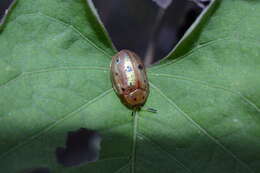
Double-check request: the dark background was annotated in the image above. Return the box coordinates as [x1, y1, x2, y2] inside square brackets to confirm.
[0, 0, 13, 20]
[0, 0, 209, 64]
[93, 0, 207, 64]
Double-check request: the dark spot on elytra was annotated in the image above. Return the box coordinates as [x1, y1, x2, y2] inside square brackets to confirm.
[122, 88, 125, 91]
[138, 64, 143, 70]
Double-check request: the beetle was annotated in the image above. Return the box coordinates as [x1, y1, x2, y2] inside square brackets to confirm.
[110, 50, 155, 113]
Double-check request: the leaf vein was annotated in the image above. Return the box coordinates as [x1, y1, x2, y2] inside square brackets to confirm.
[0, 88, 113, 160]
[90, 156, 129, 165]
[152, 37, 229, 70]
[0, 72, 23, 89]
[149, 82, 254, 173]
[0, 66, 108, 89]
[137, 132, 193, 173]
[114, 162, 130, 173]
[34, 12, 112, 57]
[149, 73, 260, 112]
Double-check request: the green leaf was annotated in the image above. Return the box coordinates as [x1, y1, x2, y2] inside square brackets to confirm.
[0, 0, 259, 173]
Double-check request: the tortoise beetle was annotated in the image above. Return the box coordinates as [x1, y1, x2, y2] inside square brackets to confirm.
[110, 50, 150, 111]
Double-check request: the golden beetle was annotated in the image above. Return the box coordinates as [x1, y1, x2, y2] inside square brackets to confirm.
[110, 50, 150, 111]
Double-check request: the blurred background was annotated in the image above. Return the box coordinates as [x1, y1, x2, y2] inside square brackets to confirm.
[0, 0, 210, 65]
[93, 0, 210, 65]
[0, 0, 13, 20]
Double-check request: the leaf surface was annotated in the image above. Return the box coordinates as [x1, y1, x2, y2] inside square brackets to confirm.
[0, 0, 259, 172]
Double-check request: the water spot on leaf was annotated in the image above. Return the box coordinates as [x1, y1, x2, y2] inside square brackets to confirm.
[56, 128, 101, 167]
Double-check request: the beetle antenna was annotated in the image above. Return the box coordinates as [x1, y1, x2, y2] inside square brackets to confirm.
[143, 107, 157, 113]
